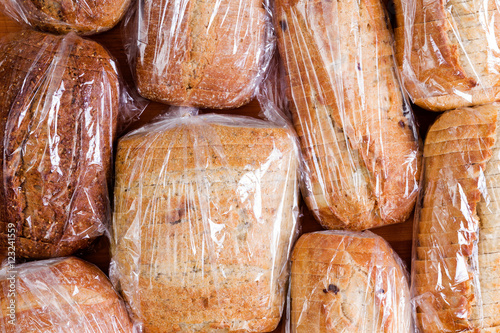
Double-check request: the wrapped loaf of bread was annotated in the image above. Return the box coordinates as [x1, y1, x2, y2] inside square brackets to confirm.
[133, 0, 273, 109]
[413, 103, 500, 332]
[274, 0, 421, 230]
[0, 0, 130, 35]
[111, 109, 299, 332]
[0, 257, 135, 332]
[0, 30, 120, 259]
[290, 231, 411, 332]
[394, 0, 500, 111]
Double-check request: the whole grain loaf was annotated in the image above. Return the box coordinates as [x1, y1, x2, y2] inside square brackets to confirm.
[0, 30, 119, 259]
[274, 0, 421, 230]
[394, 0, 500, 111]
[135, 0, 270, 108]
[111, 113, 298, 332]
[0, 257, 134, 332]
[291, 231, 411, 333]
[414, 103, 500, 332]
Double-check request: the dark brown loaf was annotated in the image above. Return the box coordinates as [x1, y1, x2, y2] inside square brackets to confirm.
[2, 0, 130, 35]
[0, 257, 134, 332]
[135, 0, 269, 108]
[274, 0, 421, 230]
[111, 114, 298, 332]
[0, 30, 119, 259]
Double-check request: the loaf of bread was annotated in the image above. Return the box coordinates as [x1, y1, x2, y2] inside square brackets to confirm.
[274, 0, 421, 230]
[0, 257, 134, 332]
[111, 111, 299, 332]
[291, 231, 411, 332]
[0, 0, 130, 34]
[394, 0, 500, 111]
[414, 103, 500, 332]
[135, 0, 270, 109]
[0, 30, 120, 259]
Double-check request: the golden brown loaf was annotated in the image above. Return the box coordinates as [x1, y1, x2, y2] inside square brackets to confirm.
[135, 0, 269, 108]
[394, 0, 500, 111]
[1, 0, 130, 34]
[0, 30, 119, 259]
[291, 231, 411, 333]
[111, 113, 298, 332]
[0, 257, 134, 332]
[274, 0, 421, 230]
[414, 103, 500, 332]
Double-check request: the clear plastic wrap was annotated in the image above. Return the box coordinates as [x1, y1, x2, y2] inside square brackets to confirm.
[110, 107, 299, 332]
[0, 257, 135, 332]
[0, 30, 143, 259]
[289, 230, 412, 332]
[412, 103, 500, 332]
[128, 0, 275, 109]
[273, 0, 421, 231]
[394, 0, 500, 111]
[0, 0, 131, 35]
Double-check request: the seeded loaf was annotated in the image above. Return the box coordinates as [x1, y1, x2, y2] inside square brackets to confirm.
[111, 113, 298, 332]
[414, 103, 500, 332]
[0, 257, 134, 332]
[0, 30, 119, 259]
[394, 0, 500, 111]
[0, 0, 130, 34]
[274, 0, 421, 230]
[290, 231, 411, 333]
[135, 0, 269, 109]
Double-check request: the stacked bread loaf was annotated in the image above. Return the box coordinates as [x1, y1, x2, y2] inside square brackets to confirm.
[0, 257, 134, 332]
[111, 112, 298, 332]
[135, 0, 269, 108]
[414, 104, 500, 331]
[394, 0, 500, 111]
[0, 0, 130, 34]
[274, 0, 421, 230]
[291, 231, 411, 332]
[0, 30, 119, 259]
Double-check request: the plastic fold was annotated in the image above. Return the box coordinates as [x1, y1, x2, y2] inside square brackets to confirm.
[289, 230, 412, 332]
[274, 0, 421, 230]
[412, 103, 500, 332]
[110, 108, 300, 332]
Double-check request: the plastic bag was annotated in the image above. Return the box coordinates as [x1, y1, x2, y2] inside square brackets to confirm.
[0, 0, 131, 35]
[127, 0, 275, 109]
[110, 107, 300, 332]
[412, 103, 500, 332]
[289, 230, 412, 332]
[0, 30, 144, 260]
[0, 257, 135, 332]
[273, 0, 421, 231]
[394, 0, 500, 111]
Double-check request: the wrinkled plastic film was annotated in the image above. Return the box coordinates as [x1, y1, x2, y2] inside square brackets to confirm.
[0, 30, 140, 259]
[0, 257, 135, 333]
[394, 0, 500, 111]
[288, 230, 412, 332]
[129, 0, 276, 108]
[273, 0, 421, 231]
[411, 103, 500, 332]
[110, 110, 300, 332]
[0, 0, 130, 35]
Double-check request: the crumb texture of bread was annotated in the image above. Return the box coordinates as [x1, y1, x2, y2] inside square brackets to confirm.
[0, 30, 120, 259]
[1, 0, 130, 34]
[413, 103, 500, 332]
[135, 0, 270, 109]
[0, 257, 135, 332]
[290, 231, 412, 333]
[394, 0, 500, 111]
[274, 0, 421, 230]
[111, 113, 299, 332]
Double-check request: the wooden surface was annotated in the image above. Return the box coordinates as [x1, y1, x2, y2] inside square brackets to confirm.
[0, 11, 440, 331]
